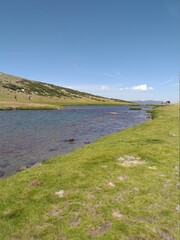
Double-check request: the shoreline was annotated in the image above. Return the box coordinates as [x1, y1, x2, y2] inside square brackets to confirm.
[0, 100, 161, 111]
[0, 103, 139, 111]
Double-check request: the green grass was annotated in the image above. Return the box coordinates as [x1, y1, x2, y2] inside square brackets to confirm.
[0, 104, 179, 239]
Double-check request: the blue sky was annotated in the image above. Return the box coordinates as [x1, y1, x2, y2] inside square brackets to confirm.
[1, 0, 179, 102]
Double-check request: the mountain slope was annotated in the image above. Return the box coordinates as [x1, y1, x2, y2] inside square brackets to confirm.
[0, 72, 131, 109]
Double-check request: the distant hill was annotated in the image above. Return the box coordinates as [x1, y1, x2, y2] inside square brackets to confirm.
[134, 100, 163, 105]
[0, 72, 132, 109]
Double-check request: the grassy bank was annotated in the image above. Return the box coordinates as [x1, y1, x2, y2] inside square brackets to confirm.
[0, 99, 134, 110]
[0, 105, 179, 239]
[0, 103, 63, 110]
[0, 101, 134, 111]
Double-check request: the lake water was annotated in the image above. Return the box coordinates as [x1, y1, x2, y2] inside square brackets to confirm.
[0, 105, 151, 177]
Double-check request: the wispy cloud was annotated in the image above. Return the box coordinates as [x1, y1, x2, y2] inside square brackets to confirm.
[166, 2, 180, 19]
[161, 79, 174, 85]
[63, 85, 95, 91]
[172, 83, 179, 87]
[63, 84, 111, 92]
[100, 85, 110, 90]
[159, 75, 178, 87]
[101, 72, 120, 78]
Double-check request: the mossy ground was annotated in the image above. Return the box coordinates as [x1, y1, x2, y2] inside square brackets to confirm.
[0, 104, 179, 239]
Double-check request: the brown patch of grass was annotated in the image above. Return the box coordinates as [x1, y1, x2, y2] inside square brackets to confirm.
[88, 221, 112, 237]
[28, 179, 42, 187]
[157, 229, 175, 240]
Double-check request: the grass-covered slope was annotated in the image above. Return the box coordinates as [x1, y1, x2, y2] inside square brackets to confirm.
[0, 104, 179, 239]
[0, 72, 131, 109]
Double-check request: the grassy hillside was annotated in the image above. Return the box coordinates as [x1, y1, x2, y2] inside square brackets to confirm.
[0, 72, 131, 109]
[0, 104, 179, 239]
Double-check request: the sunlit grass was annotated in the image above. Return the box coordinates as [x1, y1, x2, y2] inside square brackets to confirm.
[0, 104, 179, 239]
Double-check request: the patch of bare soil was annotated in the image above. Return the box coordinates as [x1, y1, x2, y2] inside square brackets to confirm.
[48, 205, 62, 217]
[127, 237, 146, 240]
[118, 175, 127, 181]
[69, 217, 81, 227]
[69, 211, 81, 227]
[157, 229, 175, 240]
[107, 182, 116, 188]
[88, 221, 112, 237]
[112, 210, 124, 219]
[113, 193, 123, 203]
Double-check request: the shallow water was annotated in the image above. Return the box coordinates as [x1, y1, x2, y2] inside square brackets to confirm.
[0, 105, 151, 177]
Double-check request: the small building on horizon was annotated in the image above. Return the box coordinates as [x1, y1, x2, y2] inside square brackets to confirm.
[161, 101, 171, 104]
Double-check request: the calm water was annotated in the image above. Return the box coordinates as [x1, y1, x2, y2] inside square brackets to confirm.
[0, 106, 151, 177]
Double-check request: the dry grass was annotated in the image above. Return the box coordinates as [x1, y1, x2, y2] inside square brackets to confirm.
[0, 72, 132, 109]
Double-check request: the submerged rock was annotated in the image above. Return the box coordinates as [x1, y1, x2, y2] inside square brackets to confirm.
[0, 171, 5, 178]
[49, 148, 58, 152]
[18, 165, 29, 172]
[129, 107, 142, 110]
[66, 138, 75, 143]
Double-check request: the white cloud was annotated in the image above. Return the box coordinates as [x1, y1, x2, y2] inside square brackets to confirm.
[118, 84, 154, 91]
[100, 85, 110, 91]
[130, 84, 153, 91]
